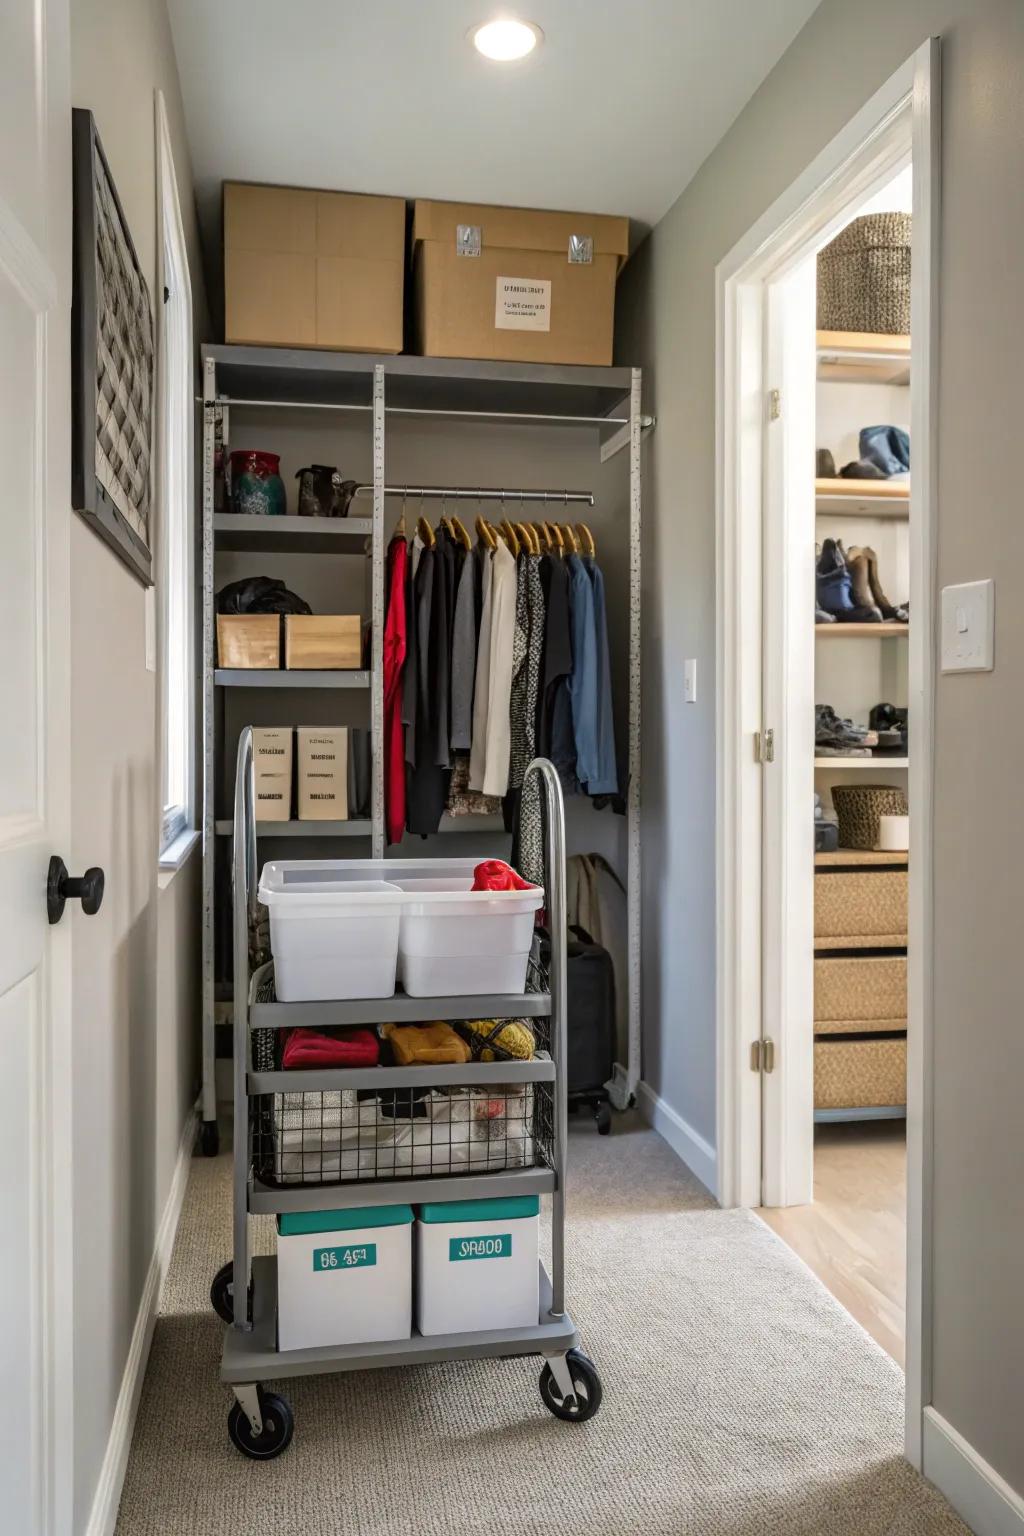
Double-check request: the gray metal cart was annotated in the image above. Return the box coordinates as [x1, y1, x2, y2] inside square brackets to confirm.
[211, 726, 602, 1457]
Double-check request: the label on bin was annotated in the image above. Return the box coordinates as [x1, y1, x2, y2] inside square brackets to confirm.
[495, 277, 551, 332]
[449, 1234, 512, 1262]
[312, 1242, 377, 1272]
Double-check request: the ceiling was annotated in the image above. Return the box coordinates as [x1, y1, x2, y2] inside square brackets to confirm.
[168, 0, 820, 281]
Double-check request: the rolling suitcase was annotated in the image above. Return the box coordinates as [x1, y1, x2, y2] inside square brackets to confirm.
[565, 926, 615, 1134]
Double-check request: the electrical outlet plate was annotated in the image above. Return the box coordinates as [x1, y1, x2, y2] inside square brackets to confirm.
[940, 579, 994, 673]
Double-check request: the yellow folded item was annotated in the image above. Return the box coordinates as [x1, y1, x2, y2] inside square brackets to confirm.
[382, 1022, 472, 1065]
[461, 1018, 535, 1062]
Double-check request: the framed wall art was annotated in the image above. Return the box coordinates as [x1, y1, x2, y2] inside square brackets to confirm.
[71, 107, 154, 585]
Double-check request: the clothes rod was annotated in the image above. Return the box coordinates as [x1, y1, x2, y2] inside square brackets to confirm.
[210, 395, 630, 427]
[351, 485, 595, 506]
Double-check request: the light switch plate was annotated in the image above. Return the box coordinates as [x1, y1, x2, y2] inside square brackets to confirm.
[684, 658, 697, 703]
[940, 579, 994, 672]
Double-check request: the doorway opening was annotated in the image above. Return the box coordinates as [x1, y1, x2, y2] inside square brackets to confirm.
[716, 42, 937, 1467]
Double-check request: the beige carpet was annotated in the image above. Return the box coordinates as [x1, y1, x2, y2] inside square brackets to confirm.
[115, 1115, 969, 1535]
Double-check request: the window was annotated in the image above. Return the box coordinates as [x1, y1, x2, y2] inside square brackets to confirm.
[156, 93, 194, 856]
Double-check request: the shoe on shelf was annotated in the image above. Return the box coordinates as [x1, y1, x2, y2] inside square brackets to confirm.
[815, 704, 879, 751]
[839, 425, 910, 479]
[816, 538, 856, 618]
[816, 604, 836, 623]
[839, 542, 884, 621]
[858, 545, 909, 622]
[816, 447, 837, 478]
[869, 702, 908, 732]
[816, 743, 872, 757]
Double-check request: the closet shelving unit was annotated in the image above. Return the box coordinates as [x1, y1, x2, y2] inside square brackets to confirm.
[814, 328, 910, 1125]
[200, 344, 646, 1155]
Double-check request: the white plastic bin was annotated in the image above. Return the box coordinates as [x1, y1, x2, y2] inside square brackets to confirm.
[277, 1205, 412, 1350]
[392, 879, 543, 996]
[258, 867, 405, 1001]
[415, 1196, 540, 1335]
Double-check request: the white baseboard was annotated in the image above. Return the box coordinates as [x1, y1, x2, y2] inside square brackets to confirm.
[636, 1080, 718, 1198]
[923, 1407, 1024, 1536]
[85, 1106, 198, 1536]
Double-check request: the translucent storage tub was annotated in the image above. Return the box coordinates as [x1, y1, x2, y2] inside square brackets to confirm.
[258, 859, 544, 1000]
[257, 870, 405, 1001]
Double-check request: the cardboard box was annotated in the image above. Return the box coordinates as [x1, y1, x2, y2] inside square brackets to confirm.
[253, 728, 292, 822]
[284, 614, 362, 670]
[216, 614, 280, 669]
[224, 182, 405, 353]
[412, 199, 629, 366]
[297, 728, 349, 820]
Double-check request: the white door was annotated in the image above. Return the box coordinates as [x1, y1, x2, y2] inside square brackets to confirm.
[0, 2, 75, 1533]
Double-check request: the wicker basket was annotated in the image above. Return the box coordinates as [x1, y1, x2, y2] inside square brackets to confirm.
[814, 955, 907, 1033]
[831, 784, 908, 851]
[814, 1036, 907, 1109]
[817, 213, 911, 335]
[814, 868, 908, 948]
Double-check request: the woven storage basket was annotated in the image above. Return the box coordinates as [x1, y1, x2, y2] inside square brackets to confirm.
[817, 213, 911, 335]
[814, 955, 907, 1033]
[814, 868, 908, 948]
[814, 1036, 907, 1109]
[831, 783, 908, 851]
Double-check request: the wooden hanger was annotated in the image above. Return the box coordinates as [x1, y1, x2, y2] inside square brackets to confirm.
[498, 520, 520, 557]
[450, 514, 472, 551]
[530, 521, 549, 553]
[515, 521, 537, 556]
[475, 515, 497, 550]
[545, 522, 564, 555]
[575, 521, 596, 557]
[560, 522, 579, 555]
[417, 514, 435, 548]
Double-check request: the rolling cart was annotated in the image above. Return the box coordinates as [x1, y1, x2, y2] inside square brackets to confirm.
[211, 726, 602, 1457]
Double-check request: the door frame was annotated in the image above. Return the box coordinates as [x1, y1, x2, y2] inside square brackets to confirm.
[714, 39, 938, 1469]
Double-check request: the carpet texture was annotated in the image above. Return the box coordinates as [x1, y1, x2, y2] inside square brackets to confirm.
[115, 1115, 969, 1535]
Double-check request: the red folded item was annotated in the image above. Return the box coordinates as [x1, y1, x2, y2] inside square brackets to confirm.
[472, 859, 536, 892]
[282, 1027, 379, 1070]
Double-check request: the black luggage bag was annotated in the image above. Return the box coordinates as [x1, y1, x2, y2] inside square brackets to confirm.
[564, 926, 616, 1134]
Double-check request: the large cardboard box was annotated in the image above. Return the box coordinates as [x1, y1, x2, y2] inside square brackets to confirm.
[224, 182, 405, 353]
[253, 728, 293, 822]
[412, 199, 629, 366]
[297, 728, 349, 820]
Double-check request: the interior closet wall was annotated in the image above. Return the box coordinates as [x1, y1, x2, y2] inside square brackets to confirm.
[69, 1, 207, 1527]
[616, 0, 1023, 1499]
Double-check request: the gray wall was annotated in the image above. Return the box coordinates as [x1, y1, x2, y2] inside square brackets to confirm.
[617, 0, 1023, 1497]
[69, 0, 206, 1527]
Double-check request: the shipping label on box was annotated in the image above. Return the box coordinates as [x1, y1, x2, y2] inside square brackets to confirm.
[298, 728, 349, 820]
[494, 276, 551, 332]
[253, 728, 293, 821]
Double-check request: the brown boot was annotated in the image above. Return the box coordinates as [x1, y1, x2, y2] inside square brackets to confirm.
[839, 543, 883, 621]
[863, 546, 909, 622]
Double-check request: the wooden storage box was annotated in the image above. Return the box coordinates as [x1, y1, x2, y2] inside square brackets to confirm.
[814, 1036, 907, 1110]
[814, 867, 907, 949]
[284, 614, 361, 670]
[252, 728, 293, 822]
[216, 614, 280, 669]
[411, 198, 629, 366]
[224, 181, 405, 353]
[814, 955, 907, 1034]
[297, 728, 349, 820]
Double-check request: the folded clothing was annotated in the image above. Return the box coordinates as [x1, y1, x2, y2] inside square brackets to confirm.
[461, 1017, 535, 1062]
[472, 859, 536, 892]
[382, 1021, 472, 1065]
[282, 1027, 379, 1070]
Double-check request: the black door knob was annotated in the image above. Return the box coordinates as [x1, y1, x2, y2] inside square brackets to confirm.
[47, 856, 105, 924]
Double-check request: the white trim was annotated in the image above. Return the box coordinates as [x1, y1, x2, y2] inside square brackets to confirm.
[157, 827, 201, 876]
[636, 1081, 717, 1198]
[714, 40, 939, 1471]
[84, 1108, 197, 1536]
[923, 1409, 1024, 1536]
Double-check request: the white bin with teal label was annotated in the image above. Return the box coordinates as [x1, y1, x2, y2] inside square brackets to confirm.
[277, 1205, 413, 1350]
[415, 1197, 539, 1335]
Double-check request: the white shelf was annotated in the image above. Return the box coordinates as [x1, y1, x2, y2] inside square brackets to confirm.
[815, 477, 909, 518]
[814, 757, 908, 770]
[816, 623, 908, 638]
[816, 330, 911, 386]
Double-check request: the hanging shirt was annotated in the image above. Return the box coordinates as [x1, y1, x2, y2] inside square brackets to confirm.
[536, 555, 572, 765]
[585, 556, 619, 796]
[481, 537, 518, 797]
[468, 546, 494, 792]
[405, 544, 451, 835]
[449, 547, 478, 752]
[566, 552, 600, 791]
[382, 534, 408, 845]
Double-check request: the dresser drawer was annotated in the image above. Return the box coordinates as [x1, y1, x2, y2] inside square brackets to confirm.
[814, 955, 907, 1034]
[814, 868, 907, 948]
[814, 1036, 907, 1110]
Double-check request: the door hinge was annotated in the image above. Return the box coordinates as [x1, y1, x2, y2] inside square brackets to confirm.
[754, 727, 775, 764]
[768, 388, 781, 421]
[750, 1038, 776, 1074]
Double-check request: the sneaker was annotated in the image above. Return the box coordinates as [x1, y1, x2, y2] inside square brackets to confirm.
[815, 704, 879, 749]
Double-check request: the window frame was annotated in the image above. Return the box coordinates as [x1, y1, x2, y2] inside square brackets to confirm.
[155, 91, 195, 857]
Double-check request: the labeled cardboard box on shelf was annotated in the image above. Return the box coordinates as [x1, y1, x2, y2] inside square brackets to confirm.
[224, 181, 405, 353]
[252, 728, 293, 822]
[411, 198, 629, 366]
[284, 614, 362, 669]
[297, 728, 349, 820]
[216, 613, 280, 669]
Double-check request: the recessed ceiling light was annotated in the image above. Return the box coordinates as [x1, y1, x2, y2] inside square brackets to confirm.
[471, 18, 543, 62]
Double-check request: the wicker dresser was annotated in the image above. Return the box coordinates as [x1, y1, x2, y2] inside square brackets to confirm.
[813, 849, 908, 1120]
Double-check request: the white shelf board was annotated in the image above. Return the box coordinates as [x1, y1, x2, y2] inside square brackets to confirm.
[814, 757, 908, 769]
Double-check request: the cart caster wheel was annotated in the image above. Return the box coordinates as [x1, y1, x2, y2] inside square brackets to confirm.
[595, 1102, 612, 1135]
[227, 1390, 293, 1460]
[210, 1262, 234, 1324]
[539, 1350, 603, 1423]
[199, 1120, 219, 1158]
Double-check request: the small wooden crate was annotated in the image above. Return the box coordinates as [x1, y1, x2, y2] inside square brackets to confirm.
[284, 614, 361, 669]
[814, 1036, 907, 1109]
[216, 614, 280, 669]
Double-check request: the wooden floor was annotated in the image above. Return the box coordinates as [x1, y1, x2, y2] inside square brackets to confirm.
[758, 1121, 906, 1366]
